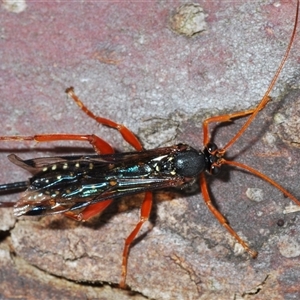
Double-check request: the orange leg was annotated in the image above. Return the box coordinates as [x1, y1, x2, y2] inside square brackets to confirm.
[202, 97, 270, 147]
[1, 88, 142, 153]
[119, 191, 153, 288]
[66, 87, 143, 151]
[222, 159, 300, 207]
[203, 109, 255, 146]
[199, 172, 258, 258]
[0, 134, 114, 155]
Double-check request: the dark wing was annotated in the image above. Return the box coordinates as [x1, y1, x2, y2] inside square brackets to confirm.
[11, 145, 192, 217]
[7, 146, 180, 173]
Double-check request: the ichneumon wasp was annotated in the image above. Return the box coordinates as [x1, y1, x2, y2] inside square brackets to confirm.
[0, 1, 300, 290]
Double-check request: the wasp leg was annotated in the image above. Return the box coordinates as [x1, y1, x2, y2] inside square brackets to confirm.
[202, 97, 271, 146]
[0, 134, 114, 155]
[223, 159, 300, 207]
[66, 87, 143, 151]
[199, 173, 258, 258]
[119, 191, 153, 289]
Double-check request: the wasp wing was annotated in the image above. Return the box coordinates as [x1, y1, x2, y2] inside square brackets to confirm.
[11, 145, 193, 216]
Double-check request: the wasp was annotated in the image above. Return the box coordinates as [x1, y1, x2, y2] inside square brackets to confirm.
[0, 1, 299, 289]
